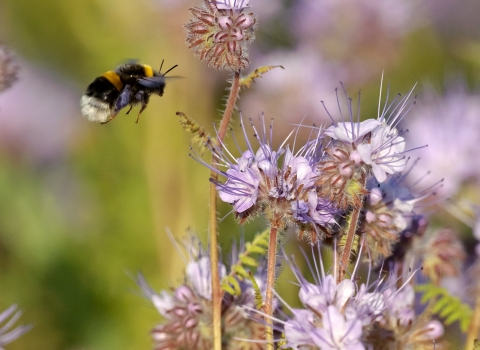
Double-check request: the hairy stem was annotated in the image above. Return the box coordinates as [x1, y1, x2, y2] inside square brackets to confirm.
[210, 71, 241, 350]
[218, 71, 241, 140]
[264, 225, 278, 349]
[338, 173, 367, 283]
[466, 294, 480, 350]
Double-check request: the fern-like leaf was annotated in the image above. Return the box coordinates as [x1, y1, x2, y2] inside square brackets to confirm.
[221, 275, 242, 296]
[247, 271, 264, 310]
[417, 283, 473, 333]
[220, 229, 270, 296]
[176, 111, 212, 155]
[239, 65, 284, 90]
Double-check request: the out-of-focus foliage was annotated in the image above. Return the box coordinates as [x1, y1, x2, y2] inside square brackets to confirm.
[0, 0, 479, 348]
[418, 283, 473, 332]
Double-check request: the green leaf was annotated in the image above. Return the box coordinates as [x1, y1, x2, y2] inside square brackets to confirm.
[221, 282, 237, 296]
[246, 244, 267, 255]
[240, 255, 259, 267]
[239, 65, 284, 90]
[221, 275, 242, 296]
[431, 295, 450, 313]
[232, 265, 249, 279]
[247, 271, 264, 309]
[417, 282, 473, 334]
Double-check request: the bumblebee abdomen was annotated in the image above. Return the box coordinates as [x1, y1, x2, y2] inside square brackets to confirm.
[85, 76, 121, 103]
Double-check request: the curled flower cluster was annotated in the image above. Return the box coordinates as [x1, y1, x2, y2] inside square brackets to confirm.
[315, 87, 415, 211]
[362, 160, 441, 261]
[185, 0, 256, 71]
[278, 248, 444, 349]
[0, 43, 19, 93]
[203, 115, 339, 243]
[415, 228, 466, 284]
[206, 84, 419, 248]
[138, 238, 269, 350]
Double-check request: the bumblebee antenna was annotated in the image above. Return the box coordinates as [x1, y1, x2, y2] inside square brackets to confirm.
[159, 59, 164, 73]
[163, 64, 178, 76]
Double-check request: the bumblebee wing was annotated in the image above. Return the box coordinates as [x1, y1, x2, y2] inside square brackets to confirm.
[137, 76, 166, 88]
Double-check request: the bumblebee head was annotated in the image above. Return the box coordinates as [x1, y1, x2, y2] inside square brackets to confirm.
[137, 62, 178, 96]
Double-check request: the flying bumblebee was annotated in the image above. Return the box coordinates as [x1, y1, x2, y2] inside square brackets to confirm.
[80, 61, 178, 124]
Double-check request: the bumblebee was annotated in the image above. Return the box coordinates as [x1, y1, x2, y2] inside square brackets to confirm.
[80, 61, 177, 124]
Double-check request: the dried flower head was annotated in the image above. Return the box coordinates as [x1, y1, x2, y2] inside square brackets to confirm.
[197, 114, 339, 244]
[185, 0, 256, 71]
[138, 236, 268, 349]
[0, 304, 31, 348]
[0, 43, 19, 93]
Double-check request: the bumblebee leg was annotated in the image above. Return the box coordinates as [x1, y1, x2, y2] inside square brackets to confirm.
[100, 112, 119, 125]
[134, 92, 150, 124]
[125, 105, 133, 115]
[135, 104, 147, 124]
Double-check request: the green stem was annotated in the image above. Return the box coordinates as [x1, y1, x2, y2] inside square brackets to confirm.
[466, 294, 480, 350]
[338, 172, 367, 283]
[210, 71, 241, 350]
[264, 225, 278, 350]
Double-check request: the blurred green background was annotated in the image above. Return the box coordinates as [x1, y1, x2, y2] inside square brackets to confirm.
[0, 0, 479, 348]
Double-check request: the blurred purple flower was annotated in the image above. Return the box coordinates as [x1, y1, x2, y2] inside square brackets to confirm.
[0, 305, 31, 349]
[0, 60, 79, 163]
[138, 236, 269, 349]
[0, 43, 19, 93]
[241, 49, 341, 126]
[186, 256, 227, 300]
[405, 83, 480, 197]
[363, 160, 441, 261]
[289, 0, 429, 84]
[275, 244, 442, 349]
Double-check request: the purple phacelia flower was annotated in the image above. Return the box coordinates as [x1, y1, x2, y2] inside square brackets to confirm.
[363, 158, 442, 261]
[184, 0, 256, 71]
[202, 114, 339, 244]
[315, 80, 419, 211]
[138, 236, 270, 350]
[270, 243, 443, 349]
[215, 0, 251, 10]
[0, 304, 31, 349]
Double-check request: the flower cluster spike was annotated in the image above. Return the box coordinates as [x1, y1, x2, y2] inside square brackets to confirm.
[138, 237, 272, 350]
[199, 114, 339, 244]
[277, 247, 444, 349]
[0, 43, 19, 93]
[185, 0, 256, 71]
